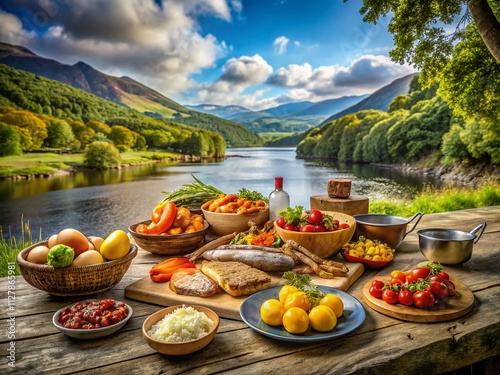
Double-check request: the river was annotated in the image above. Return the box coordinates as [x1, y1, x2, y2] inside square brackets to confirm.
[0, 148, 442, 240]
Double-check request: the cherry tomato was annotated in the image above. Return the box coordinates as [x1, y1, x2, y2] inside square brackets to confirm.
[389, 278, 403, 286]
[300, 224, 316, 232]
[406, 267, 432, 284]
[439, 271, 450, 280]
[442, 278, 456, 297]
[397, 289, 414, 306]
[313, 224, 326, 232]
[429, 280, 448, 299]
[276, 217, 286, 228]
[372, 279, 385, 289]
[413, 290, 435, 309]
[339, 223, 350, 229]
[382, 289, 398, 304]
[390, 270, 407, 283]
[308, 209, 323, 224]
[369, 285, 383, 298]
[283, 223, 298, 231]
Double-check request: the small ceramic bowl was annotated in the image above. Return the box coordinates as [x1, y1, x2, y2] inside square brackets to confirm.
[142, 305, 219, 355]
[128, 220, 209, 255]
[52, 300, 133, 339]
[202, 208, 269, 236]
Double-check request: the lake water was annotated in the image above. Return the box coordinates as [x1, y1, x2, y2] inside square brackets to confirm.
[0, 148, 442, 240]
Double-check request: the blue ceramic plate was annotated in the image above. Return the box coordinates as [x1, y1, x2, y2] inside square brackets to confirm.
[240, 286, 365, 343]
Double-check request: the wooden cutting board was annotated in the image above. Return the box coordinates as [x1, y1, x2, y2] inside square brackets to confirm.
[362, 276, 474, 323]
[125, 261, 364, 320]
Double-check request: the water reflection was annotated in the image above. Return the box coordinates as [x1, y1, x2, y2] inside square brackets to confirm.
[0, 148, 441, 239]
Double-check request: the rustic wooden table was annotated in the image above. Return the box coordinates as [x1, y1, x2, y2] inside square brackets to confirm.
[2, 206, 499, 375]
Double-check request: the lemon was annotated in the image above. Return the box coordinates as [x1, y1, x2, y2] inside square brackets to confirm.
[99, 230, 130, 260]
[319, 293, 344, 318]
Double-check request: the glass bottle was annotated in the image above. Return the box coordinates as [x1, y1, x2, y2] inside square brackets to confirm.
[268, 176, 290, 221]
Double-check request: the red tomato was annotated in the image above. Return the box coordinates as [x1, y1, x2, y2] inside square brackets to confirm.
[372, 279, 385, 289]
[439, 271, 450, 280]
[284, 223, 298, 231]
[442, 278, 456, 297]
[300, 224, 316, 232]
[397, 289, 414, 306]
[313, 224, 326, 232]
[390, 270, 407, 283]
[369, 285, 383, 298]
[339, 223, 350, 229]
[406, 267, 432, 284]
[389, 278, 403, 286]
[276, 217, 286, 228]
[382, 289, 398, 304]
[308, 209, 323, 224]
[332, 219, 340, 228]
[429, 280, 448, 300]
[413, 290, 435, 309]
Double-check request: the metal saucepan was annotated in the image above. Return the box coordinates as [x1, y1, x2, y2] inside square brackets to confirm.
[352, 213, 424, 249]
[417, 222, 487, 265]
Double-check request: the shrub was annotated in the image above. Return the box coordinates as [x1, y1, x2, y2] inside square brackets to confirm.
[83, 141, 121, 169]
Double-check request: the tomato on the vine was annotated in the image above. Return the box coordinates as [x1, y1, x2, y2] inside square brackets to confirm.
[390, 270, 407, 283]
[372, 279, 385, 289]
[429, 280, 448, 300]
[406, 267, 432, 284]
[283, 223, 298, 231]
[308, 209, 323, 224]
[397, 289, 414, 306]
[413, 290, 435, 308]
[389, 278, 403, 286]
[382, 289, 398, 304]
[369, 285, 383, 298]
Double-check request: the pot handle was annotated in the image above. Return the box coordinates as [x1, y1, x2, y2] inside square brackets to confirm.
[403, 212, 425, 240]
[470, 222, 487, 243]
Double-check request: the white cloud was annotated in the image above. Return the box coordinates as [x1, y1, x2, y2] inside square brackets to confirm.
[0, 0, 232, 96]
[273, 36, 289, 55]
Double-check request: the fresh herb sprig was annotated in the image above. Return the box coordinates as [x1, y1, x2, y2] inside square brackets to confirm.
[160, 174, 224, 207]
[283, 271, 325, 307]
[237, 188, 268, 203]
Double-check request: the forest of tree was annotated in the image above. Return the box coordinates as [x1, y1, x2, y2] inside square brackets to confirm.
[0, 64, 262, 157]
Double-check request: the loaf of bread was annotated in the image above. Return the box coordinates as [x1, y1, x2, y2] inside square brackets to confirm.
[169, 268, 219, 298]
[200, 260, 272, 297]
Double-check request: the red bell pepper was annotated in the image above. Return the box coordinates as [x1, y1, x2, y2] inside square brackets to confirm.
[149, 257, 196, 283]
[146, 201, 177, 234]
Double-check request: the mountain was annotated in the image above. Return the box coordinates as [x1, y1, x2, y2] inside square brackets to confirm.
[319, 73, 418, 125]
[0, 42, 262, 146]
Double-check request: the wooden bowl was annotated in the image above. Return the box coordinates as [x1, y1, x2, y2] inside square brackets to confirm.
[17, 242, 137, 296]
[273, 211, 356, 258]
[202, 208, 269, 236]
[128, 220, 208, 255]
[142, 305, 219, 355]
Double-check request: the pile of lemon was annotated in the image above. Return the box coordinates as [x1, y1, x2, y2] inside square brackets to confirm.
[260, 285, 344, 334]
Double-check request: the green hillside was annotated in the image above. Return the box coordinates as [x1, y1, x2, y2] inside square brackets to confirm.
[0, 64, 261, 150]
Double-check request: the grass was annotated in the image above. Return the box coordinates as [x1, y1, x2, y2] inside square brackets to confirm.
[0, 216, 43, 277]
[2, 182, 499, 277]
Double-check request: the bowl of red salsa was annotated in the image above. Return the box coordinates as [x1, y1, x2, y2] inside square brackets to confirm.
[52, 299, 132, 339]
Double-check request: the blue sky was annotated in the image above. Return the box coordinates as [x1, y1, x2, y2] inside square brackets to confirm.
[0, 0, 417, 110]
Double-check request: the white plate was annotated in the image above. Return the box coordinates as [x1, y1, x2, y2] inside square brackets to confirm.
[53, 300, 133, 339]
[240, 286, 365, 342]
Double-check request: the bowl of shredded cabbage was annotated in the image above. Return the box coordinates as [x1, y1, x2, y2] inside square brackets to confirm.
[142, 305, 219, 355]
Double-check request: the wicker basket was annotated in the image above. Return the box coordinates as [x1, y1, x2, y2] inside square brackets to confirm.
[128, 220, 208, 255]
[17, 242, 138, 296]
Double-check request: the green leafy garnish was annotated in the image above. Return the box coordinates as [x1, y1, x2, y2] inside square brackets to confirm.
[283, 271, 325, 307]
[237, 188, 268, 203]
[280, 205, 305, 225]
[161, 174, 224, 207]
